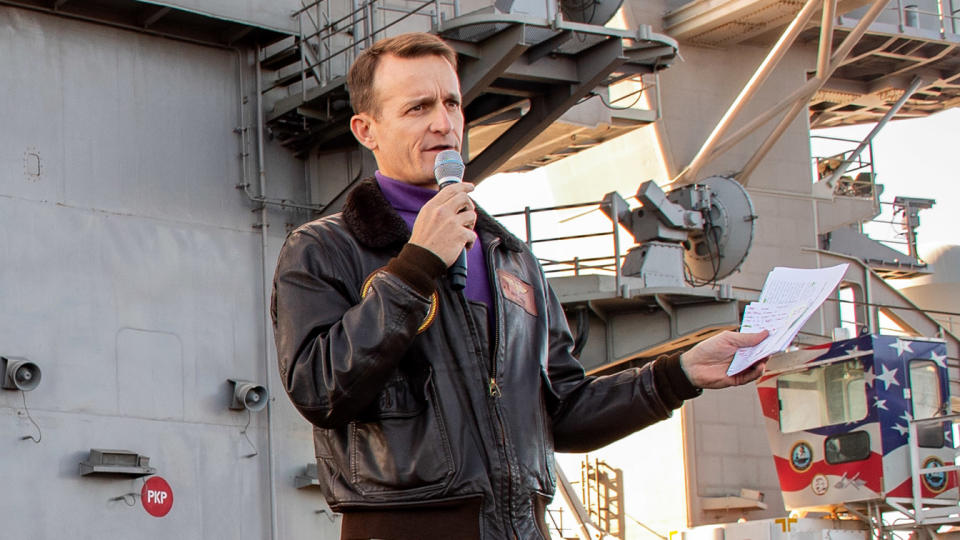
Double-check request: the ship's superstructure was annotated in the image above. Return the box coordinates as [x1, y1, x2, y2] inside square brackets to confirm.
[0, 0, 958, 538]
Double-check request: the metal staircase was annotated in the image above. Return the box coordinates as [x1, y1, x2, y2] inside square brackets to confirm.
[838, 414, 960, 539]
[884, 415, 960, 528]
[257, 0, 679, 180]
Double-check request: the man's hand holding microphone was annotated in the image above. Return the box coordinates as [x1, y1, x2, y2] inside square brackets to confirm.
[408, 151, 474, 290]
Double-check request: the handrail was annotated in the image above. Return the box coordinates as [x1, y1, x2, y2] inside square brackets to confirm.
[811, 134, 877, 195]
[905, 413, 960, 524]
[294, 0, 324, 18]
[883, 0, 960, 37]
[491, 203, 626, 285]
[291, 0, 450, 91]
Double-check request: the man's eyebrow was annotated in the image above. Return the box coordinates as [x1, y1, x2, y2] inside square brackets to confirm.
[400, 92, 461, 108]
[401, 95, 433, 109]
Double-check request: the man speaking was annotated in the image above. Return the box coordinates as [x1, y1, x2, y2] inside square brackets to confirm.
[272, 32, 767, 539]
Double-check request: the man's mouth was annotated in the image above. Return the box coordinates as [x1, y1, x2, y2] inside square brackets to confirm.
[424, 144, 456, 152]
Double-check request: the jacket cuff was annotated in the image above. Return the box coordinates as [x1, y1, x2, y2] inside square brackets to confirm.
[652, 353, 702, 410]
[384, 243, 447, 297]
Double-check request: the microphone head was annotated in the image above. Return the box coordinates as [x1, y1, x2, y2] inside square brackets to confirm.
[434, 150, 465, 186]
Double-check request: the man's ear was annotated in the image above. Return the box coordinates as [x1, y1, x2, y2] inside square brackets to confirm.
[350, 113, 378, 151]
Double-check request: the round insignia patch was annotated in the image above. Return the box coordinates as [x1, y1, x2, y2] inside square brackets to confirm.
[922, 457, 948, 493]
[790, 441, 813, 473]
[811, 474, 829, 496]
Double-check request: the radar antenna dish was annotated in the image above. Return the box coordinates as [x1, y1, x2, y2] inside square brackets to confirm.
[671, 175, 756, 283]
[600, 176, 755, 288]
[560, 0, 623, 25]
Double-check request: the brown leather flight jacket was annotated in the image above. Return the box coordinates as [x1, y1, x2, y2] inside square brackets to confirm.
[271, 178, 698, 539]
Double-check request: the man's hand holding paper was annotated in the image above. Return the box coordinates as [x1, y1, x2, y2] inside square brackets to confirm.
[680, 330, 770, 388]
[726, 264, 849, 376]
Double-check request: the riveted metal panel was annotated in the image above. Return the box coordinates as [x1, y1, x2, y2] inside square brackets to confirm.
[0, 8, 335, 539]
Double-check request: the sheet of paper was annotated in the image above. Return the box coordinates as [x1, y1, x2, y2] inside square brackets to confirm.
[726, 264, 848, 376]
[730, 302, 804, 370]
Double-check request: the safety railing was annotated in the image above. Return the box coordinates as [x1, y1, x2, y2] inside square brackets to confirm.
[492, 200, 629, 291]
[865, 200, 930, 253]
[886, 413, 960, 525]
[811, 134, 880, 199]
[546, 507, 580, 539]
[810, 134, 941, 264]
[888, 0, 960, 36]
[291, 0, 459, 95]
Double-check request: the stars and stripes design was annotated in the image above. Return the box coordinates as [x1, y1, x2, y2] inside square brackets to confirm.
[757, 335, 957, 510]
[873, 336, 956, 498]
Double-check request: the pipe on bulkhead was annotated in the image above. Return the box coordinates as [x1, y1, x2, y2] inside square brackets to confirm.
[234, 45, 280, 540]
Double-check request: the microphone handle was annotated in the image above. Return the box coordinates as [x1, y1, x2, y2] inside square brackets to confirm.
[449, 249, 467, 290]
[438, 177, 468, 291]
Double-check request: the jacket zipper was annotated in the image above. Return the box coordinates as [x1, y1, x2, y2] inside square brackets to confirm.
[483, 238, 520, 538]
[486, 239, 503, 397]
[455, 282, 514, 536]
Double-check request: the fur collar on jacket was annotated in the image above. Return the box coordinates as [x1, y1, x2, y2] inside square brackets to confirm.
[342, 178, 525, 254]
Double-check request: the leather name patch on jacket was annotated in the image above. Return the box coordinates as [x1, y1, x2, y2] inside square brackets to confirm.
[497, 269, 537, 317]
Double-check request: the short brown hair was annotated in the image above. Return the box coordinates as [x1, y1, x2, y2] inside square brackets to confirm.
[347, 33, 458, 116]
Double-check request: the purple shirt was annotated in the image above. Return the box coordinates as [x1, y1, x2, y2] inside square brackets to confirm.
[375, 172, 493, 312]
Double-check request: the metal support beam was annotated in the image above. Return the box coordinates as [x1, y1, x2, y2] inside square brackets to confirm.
[736, 0, 893, 184]
[587, 300, 616, 369]
[466, 95, 527, 128]
[459, 25, 529, 106]
[140, 6, 171, 28]
[708, 77, 821, 161]
[654, 294, 678, 339]
[225, 25, 255, 46]
[297, 106, 331, 121]
[466, 89, 565, 181]
[821, 76, 926, 188]
[526, 30, 572, 63]
[737, 99, 807, 184]
[816, 0, 837, 78]
[465, 37, 625, 182]
[673, 0, 822, 185]
[872, 44, 956, 84]
[624, 45, 678, 66]
[829, 0, 894, 68]
[555, 464, 603, 540]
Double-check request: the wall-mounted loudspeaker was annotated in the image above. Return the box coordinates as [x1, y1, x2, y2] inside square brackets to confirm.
[227, 379, 269, 412]
[1, 356, 41, 392]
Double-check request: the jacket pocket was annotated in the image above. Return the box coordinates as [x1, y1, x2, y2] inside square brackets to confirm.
[348, 367, 455, 499]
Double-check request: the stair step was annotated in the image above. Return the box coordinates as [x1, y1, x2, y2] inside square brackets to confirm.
[261, 42, 301, 71]
[267, 75, 347, 122]
[264, 69, 314, 93]
[921, 506, 960, 518]
[273, 70, 303, 89]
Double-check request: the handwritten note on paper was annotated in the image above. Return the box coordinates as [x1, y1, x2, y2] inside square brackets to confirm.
[726, 264, 849, 376]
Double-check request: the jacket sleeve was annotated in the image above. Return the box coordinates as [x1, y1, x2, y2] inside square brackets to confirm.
[271, 228, 443, 429]
[541, 283, 702, 453]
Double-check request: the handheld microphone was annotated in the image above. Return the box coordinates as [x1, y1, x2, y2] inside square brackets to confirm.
[433, 150, 468, 290]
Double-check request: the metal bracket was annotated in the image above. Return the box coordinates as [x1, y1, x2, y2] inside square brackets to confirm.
[466, 36, 625, 181]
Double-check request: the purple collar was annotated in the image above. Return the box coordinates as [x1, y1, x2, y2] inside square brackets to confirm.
[375, 172, 436, 214]
[373, 171, 494, 315]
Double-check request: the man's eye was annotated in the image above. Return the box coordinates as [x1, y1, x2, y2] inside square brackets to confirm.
[410, 105, 423, 112]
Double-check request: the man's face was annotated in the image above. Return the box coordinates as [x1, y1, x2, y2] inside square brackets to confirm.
[350, 54, 464, 187]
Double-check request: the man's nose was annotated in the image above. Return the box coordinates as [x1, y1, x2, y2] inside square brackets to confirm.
[430, 105, 453, 133]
